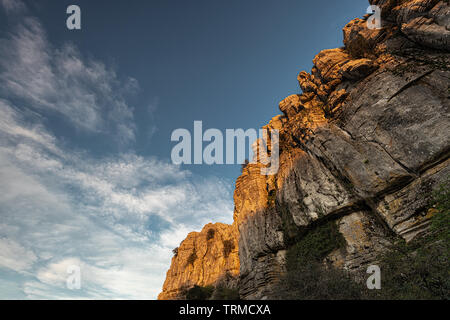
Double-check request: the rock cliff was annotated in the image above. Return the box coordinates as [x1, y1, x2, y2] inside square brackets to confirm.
[158, 223, 239, 300]
[159, 0, 449, 300]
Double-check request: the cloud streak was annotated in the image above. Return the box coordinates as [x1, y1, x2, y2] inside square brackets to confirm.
[0, 16, 137, 145]
[0, 238, 37, 274]
[0, 97, 233, 299]
[0, 0, 26, 14]
[0, 5, 234, 299]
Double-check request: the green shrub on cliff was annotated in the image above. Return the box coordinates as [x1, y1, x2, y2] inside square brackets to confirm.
[186, 249, 197, 266]
[185, 285, 214, 300]
[211, 286, 240, 300]
[430, 178, 449, 244]
[276, 261, 363, 300]
[206, 228, 216, 240]
[368, 237, 449, 300]
[185, 285, 239, 300]
[285, 219, 345, 269]
[368, 178, 450, 300]
[222, 240, 234, 258]
[275, 220, 362, 300]
[276, 178, 449, 300]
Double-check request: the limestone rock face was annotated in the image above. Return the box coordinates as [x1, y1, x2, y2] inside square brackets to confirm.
[236, 0, 449, 299]
[158, 223, 239, 300]
[327, 211, 391, 272]
[159, 0, 449, 300]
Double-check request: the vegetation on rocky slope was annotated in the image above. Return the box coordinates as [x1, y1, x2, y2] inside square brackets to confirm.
[368, 178, 449, 300]
[185, 285, 240, 300]
[274, 220, 362, 300]
[275, 179, 449, 300]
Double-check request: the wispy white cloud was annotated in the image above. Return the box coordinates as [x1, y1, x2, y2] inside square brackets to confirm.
[0, 6, 234, 299]
[0, 17, 137, 145]
[0, 238, 37, 273]
[0, 0, 26, 14]
[0, 99, 233, 299]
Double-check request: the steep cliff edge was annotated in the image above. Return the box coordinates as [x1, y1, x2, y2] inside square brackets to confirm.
[159, 0, 449, 300]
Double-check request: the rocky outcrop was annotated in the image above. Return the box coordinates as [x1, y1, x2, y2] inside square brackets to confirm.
[158, 223, 239, 300]
[159, 0, 449, 300]
[370, 0, 450, 50]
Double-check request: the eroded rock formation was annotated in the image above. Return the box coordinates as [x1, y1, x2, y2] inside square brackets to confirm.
[158, 223, 239, 300]
[159, 0, 449, 300]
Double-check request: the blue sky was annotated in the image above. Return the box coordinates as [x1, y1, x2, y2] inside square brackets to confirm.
[0, 0, 367, 299]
